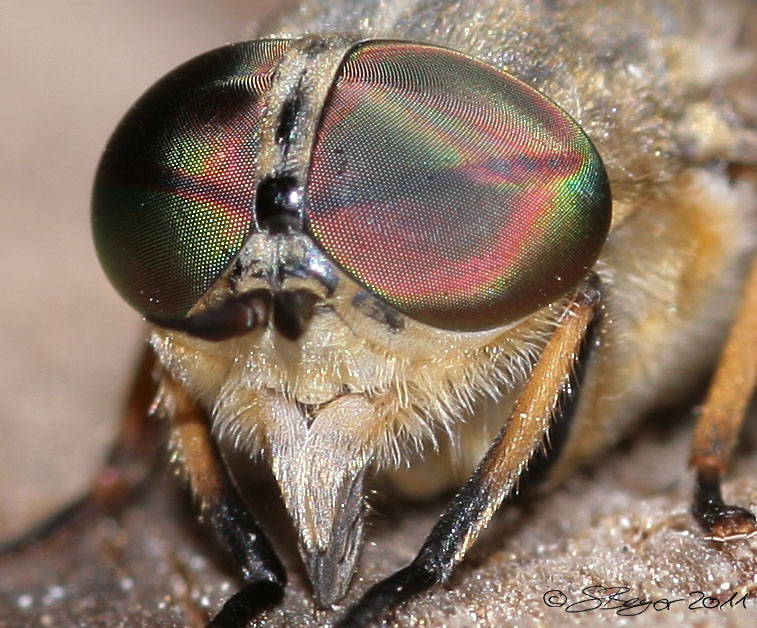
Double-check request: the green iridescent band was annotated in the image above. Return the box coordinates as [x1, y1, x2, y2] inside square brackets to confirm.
[92, 39, 291, 318]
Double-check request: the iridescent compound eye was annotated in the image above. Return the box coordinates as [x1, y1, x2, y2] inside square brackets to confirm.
[305, 41, 612, 331]
[92, 40, 291, 319]
[93, 38, 611, 333]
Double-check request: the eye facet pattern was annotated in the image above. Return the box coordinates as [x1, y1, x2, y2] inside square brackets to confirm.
[92, 39, 291, 319]
[93, 38, 611, 333]
[305, 40, 612, 331]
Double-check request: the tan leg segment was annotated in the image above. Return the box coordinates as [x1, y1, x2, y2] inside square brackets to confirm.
[166, 375, 225, 509]
[690, 254, 757, 539]
[339, 277, 601, 628]
[162, 372, 286, 628]
[691, 254, 757, 473]
[446, 277, 602, 562]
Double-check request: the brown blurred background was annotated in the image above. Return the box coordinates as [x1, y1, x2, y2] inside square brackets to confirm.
[0, 0, 290, 541]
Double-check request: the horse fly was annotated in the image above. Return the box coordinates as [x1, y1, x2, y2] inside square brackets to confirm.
[17, 0, 757, 626]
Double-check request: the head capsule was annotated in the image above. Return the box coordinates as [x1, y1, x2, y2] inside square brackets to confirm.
[92, 38, 611, 334]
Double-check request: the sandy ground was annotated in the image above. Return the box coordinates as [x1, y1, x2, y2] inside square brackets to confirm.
[2, 2, 757, 628]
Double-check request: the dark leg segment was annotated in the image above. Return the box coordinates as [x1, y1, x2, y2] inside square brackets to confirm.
[690, 254, 757, 539]
[338, 275, 602, 627]
[164, 374, 286, 627]
[693, 468, 757, 540]
[207, 581, 283, 628]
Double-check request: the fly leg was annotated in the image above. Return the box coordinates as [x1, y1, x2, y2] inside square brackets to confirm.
[164, 373, 286, 628]
[0, 345, 161, 553]
[338, 274, 602, 628]
[690, 254, 757, 540]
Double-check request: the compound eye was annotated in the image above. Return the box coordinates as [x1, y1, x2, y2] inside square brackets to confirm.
[92, 40, 291, 319]
[305, 41, 611, 331]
